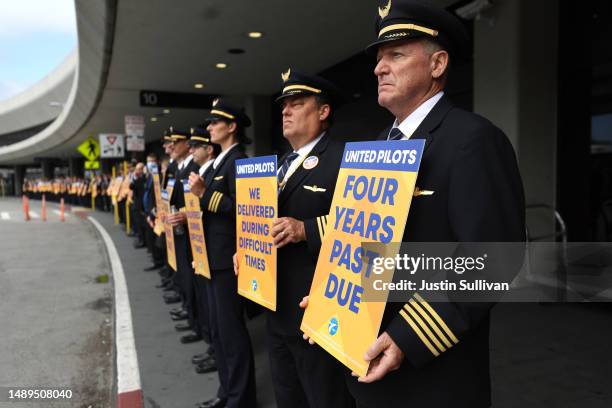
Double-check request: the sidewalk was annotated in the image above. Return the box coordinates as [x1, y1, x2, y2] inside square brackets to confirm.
[87, 208, 276, 408]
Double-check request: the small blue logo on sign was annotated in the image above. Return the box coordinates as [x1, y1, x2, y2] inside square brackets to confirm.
[251, 279, 258, 291]
[328, 317, 339, 336]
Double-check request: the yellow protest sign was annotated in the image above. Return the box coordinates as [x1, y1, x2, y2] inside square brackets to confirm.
[183, 181, 211, 279]
[161, 188, 176, 271]
[301, 140, 424, 377]
[152, 174, 164, 236]
[77, 137, 100, 161]
[117, 176, 131, 202]
[235, 156, 278, 311]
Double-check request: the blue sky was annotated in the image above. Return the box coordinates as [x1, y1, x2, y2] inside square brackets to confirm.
[0, 0, 76, 102]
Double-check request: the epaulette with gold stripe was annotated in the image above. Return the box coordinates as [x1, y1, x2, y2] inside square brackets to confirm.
[316, 215, 329, 240]
[398, 293, 459, 357]
[208, 191, 224, 213]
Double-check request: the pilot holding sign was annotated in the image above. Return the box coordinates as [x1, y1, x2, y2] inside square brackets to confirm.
[236, 71, 354, 408]
[301, 1, 525, 407]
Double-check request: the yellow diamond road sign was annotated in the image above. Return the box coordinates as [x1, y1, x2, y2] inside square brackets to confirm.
[77, 137, 100, 160]
[85, 160, 100, 170]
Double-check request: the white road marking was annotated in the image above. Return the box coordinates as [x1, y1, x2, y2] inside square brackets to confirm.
[29, 211, 40, 219]
[87, 216, 142, 396]
[52, 209, 70, 217]
[1, 212, 9, 220]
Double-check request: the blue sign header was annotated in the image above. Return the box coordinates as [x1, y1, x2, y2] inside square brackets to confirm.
[340, 140, 425, 172]
[235, 155, 278, 179]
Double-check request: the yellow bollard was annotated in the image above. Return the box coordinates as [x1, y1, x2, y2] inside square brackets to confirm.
[112, 166, 119, 225]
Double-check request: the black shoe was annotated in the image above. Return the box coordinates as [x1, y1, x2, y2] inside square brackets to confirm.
[170, 309, 188, 319]
[192, 353, 214, 365]
[195, 358, 217, 374]
[155, 279, 172, 288]
[196, 397, 226, 408]
[144, 263, 164, 271]
[163, 291, 179, 299]
[175, 323, 193, 332]
[171, 311, 188, 321]
[170, 307, 184, 314]
[180, 332, 202, 344]
[162, 284, 175, 292]
[164, 294, 181, 304]
[158, 267, 172, 277]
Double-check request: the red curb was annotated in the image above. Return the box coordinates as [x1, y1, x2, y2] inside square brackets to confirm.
[117, 389, 143, 408]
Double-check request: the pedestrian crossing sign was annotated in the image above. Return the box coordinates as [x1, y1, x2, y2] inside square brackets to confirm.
[85, 160, 100, 170]
[77, 137, 100, 160]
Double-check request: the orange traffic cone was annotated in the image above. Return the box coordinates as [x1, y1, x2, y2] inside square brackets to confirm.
[41, 194, 47, 222]
[22, 195, 30, 221]
[60, 198, 66, 222]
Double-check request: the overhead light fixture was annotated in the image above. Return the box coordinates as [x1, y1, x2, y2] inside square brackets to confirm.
[151, 117, 158, 122]
[248, 31, 263, 39]
[194, 83, 205, 89]
[163, 109, 170, 114]
[216, 63, 228, 69]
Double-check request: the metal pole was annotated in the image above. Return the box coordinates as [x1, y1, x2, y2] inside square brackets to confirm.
[123, 161, 131, 234]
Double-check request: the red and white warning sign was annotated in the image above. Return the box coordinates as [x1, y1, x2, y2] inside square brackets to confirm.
[99, 134, 125, 158]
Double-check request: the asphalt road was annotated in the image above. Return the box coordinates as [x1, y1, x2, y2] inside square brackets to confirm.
[0, 197, 112, 408]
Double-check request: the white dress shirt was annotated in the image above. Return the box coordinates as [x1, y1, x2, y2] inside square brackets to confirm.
[278, 132, 325, 184]
[198, 160, 214, 177]
[178, 154, 193, 171]
[213, 144, 239, 169]
[388, 91, 444, 140]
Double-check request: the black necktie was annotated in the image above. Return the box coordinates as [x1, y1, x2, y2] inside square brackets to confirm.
[388, 127, 405, 141]
[278, 152, 299, 191]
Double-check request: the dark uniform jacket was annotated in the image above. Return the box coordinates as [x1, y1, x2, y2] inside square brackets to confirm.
[162, 160, 178, 190]
[268, 132, 345, 336]
[200, 145, 247, 271]
[129, 175, 146, 213]
[347, 95, 525, 408]
[169, 157, 200, 211]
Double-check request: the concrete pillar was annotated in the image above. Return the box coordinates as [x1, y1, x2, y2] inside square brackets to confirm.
[41, 159, 54, 179]
[244, 95, 274, 157]
[69, 157, 83, 178]
[14, 165, 25, 196]
[473, 0, 559, 235]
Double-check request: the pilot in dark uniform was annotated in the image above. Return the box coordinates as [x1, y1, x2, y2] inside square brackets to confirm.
[340, 2, 526, 407]
[185, 127, 222, 374]
[189, 99, 256, 408]
[166, 128, 202, 344]
[264, 70, 354, 408]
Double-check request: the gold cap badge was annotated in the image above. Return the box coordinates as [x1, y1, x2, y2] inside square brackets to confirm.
[212, 98, 219, 107]
[281, 68, 291, 83]
[379, 0, 391, 19]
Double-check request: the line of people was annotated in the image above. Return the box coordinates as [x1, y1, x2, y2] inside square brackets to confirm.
[22, 2, 526, 407]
